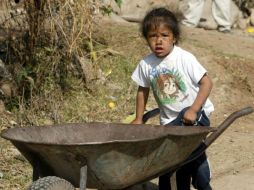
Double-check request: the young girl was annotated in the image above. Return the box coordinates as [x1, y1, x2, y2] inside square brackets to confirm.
[131, 7, 214, 190]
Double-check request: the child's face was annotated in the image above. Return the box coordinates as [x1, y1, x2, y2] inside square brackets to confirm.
[147, 24, 175, 58]
[163, 78, 177, 94]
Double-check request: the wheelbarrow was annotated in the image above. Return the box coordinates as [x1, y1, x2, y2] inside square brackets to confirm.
[1, 107, 253, 190]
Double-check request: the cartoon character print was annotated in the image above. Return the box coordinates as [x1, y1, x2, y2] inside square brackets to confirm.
[150, 68, 188, 104]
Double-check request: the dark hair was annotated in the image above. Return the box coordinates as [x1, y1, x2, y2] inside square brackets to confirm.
[141, 7, 180, 44]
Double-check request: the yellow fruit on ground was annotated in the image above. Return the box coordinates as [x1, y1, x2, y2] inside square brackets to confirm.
[108, 102, 116, 109]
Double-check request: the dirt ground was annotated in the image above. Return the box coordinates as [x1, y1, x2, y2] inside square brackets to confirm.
[129, 25, 254, 190]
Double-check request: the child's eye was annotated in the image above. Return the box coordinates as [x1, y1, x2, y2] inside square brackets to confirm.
[148, 34, 157, 38]
[162, 33, 169, 37]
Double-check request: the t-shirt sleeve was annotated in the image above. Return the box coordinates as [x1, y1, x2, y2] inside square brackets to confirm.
[131, 60, 150, 87]
[186, 54, 207, 84]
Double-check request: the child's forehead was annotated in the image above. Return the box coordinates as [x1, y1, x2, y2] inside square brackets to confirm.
[148, 23, 172, 32]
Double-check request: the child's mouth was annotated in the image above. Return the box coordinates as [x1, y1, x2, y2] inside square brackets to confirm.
[155, 47, 163, 51]
[155, 47, 164, 54]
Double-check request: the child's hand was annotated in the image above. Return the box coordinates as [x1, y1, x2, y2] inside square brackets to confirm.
[131, 118, 144, 124]
[182, 108, 197, 125]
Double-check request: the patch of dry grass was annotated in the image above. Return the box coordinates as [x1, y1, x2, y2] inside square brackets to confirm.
[0, 140, 32, 190]
[0, 20, 153, 189]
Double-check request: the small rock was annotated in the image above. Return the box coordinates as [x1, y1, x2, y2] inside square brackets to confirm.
[16, 8, 24, 14]
[0, 83, 13, 97]
[10, 120, 18, 126]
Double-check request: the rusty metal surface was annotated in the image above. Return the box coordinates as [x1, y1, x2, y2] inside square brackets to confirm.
[1, 123, 212, 189]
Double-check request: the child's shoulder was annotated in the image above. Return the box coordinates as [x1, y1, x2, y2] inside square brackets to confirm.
[174, 46, 196, 60]
[175, 46, 194, 56]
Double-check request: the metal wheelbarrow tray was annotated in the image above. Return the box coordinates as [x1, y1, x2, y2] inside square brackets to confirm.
[1, 107, 253, 190]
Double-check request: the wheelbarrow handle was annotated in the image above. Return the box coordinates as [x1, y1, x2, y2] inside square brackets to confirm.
[204, 106, 254, 147]
[142, 108, 160, 123]
[170, 106, 254, 171]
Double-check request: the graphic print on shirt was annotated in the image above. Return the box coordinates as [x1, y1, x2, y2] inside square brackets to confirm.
[150, 67, 188, 104]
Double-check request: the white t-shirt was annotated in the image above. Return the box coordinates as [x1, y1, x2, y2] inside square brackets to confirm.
[132, 46, 214, 125]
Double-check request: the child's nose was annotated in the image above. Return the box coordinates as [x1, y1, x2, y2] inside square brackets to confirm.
[156, 36, 163, 44]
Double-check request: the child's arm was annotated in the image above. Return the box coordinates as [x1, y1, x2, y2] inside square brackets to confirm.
[183, 74, 213, 124]
[131, 86, 150, 124]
